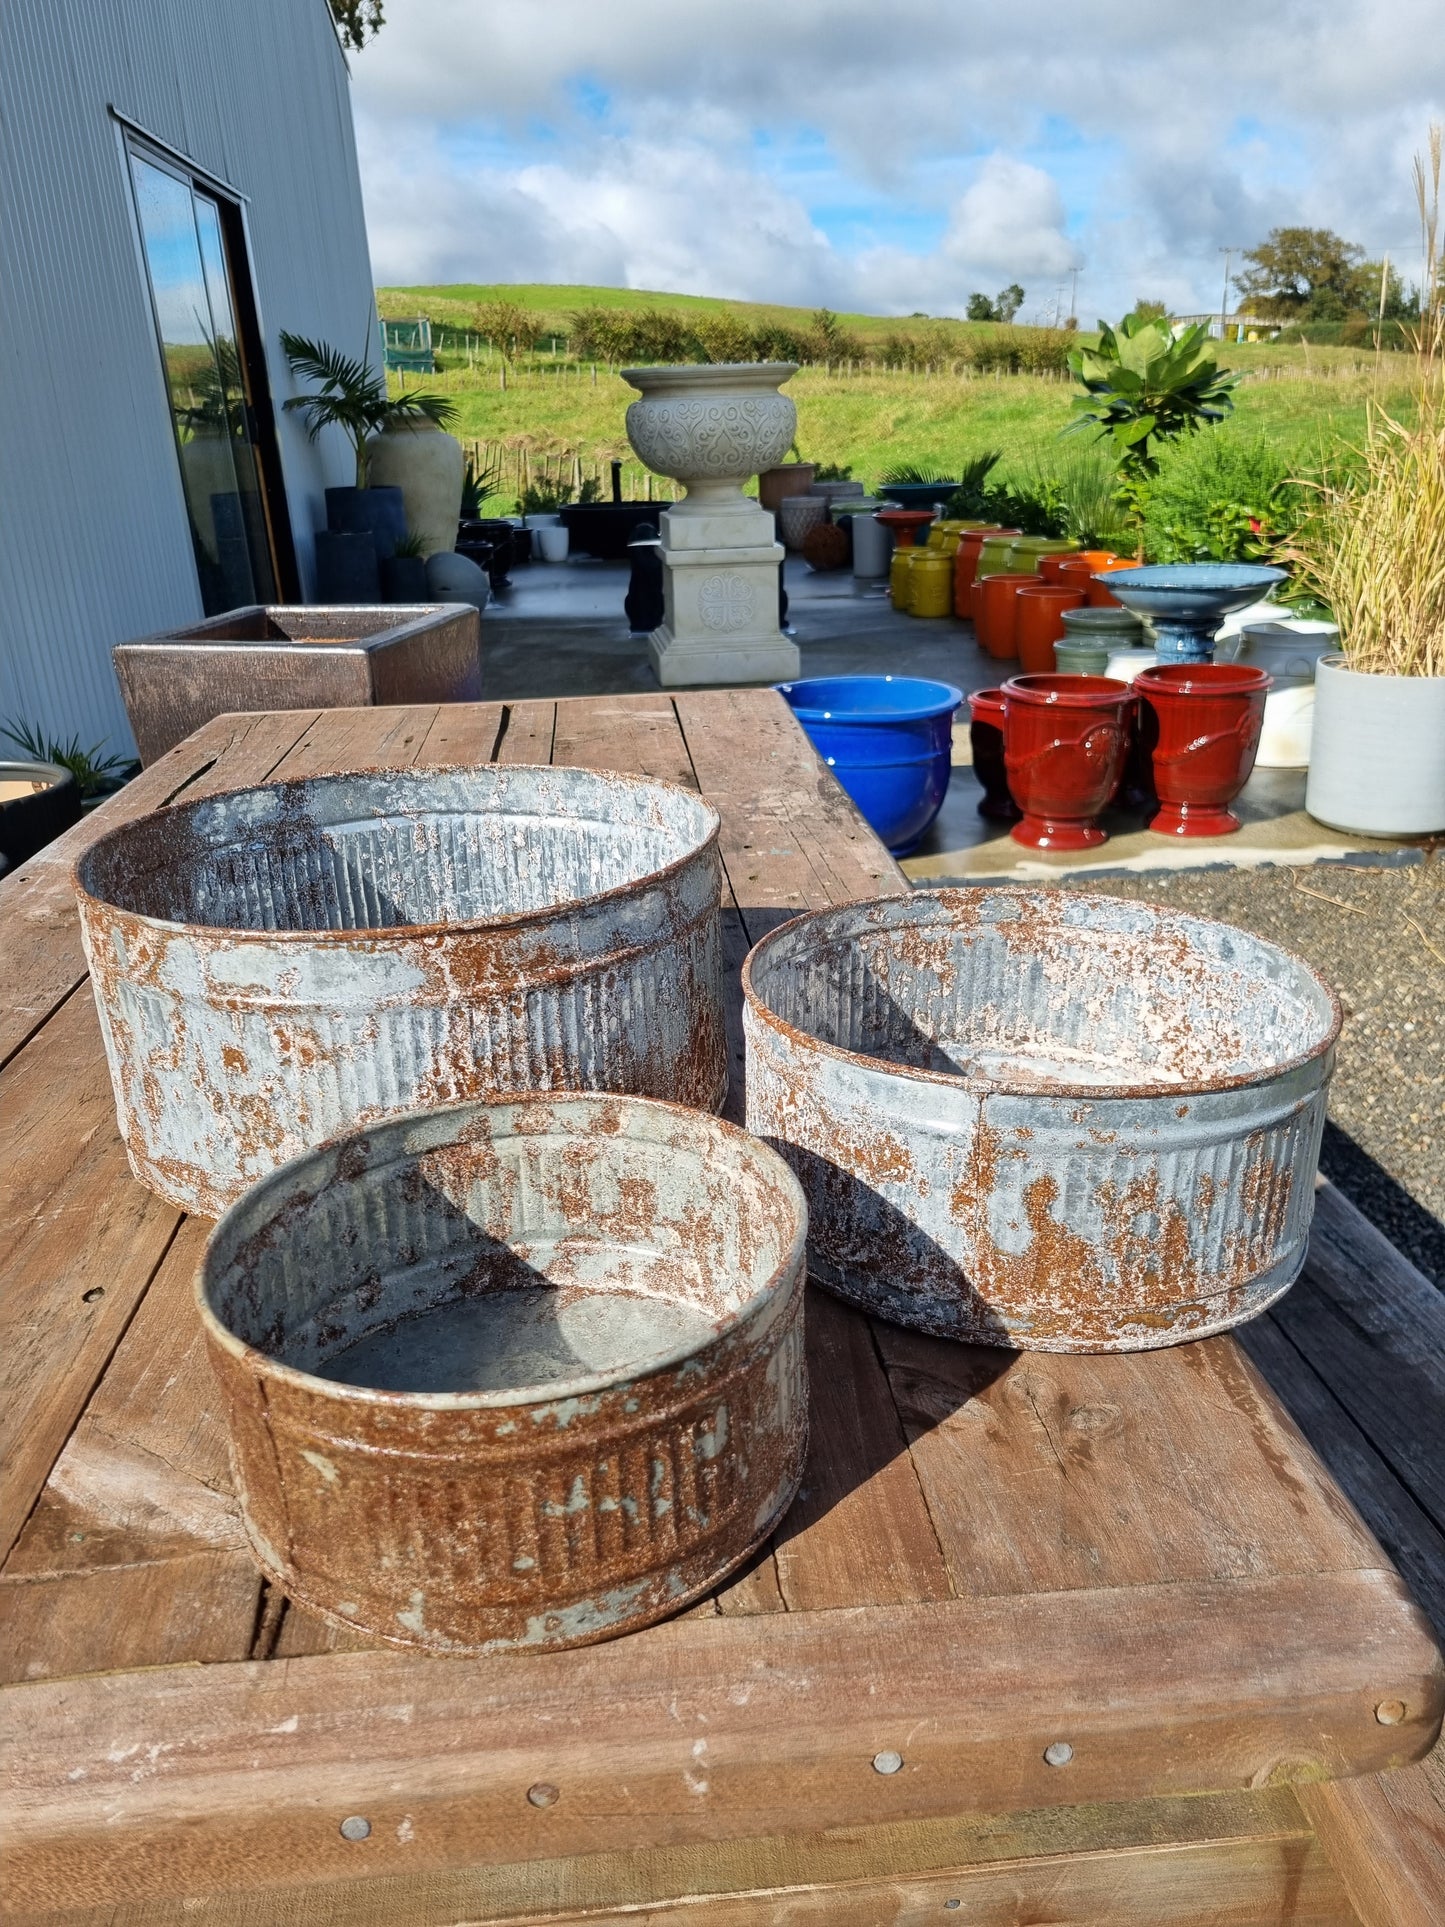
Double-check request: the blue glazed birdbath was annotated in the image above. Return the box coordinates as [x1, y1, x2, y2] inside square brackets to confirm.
[877, 481, 960, 513]
[1099, 565, 1288, 664]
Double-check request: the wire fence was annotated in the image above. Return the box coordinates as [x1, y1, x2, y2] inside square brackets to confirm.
[461, 439, 681, 509]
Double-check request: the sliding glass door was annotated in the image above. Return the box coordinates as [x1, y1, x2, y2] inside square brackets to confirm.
[129, 145, 292, 611]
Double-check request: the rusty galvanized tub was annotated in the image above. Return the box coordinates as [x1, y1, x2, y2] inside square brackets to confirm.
[197, 1091, 809, 1652]
[75, 765, 725, 1216]
[743, 888, 1340, 1352]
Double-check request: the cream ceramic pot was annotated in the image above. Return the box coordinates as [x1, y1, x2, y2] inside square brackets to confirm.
[366, 419, 466, 556]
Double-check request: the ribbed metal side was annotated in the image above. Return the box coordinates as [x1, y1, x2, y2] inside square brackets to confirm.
[199, 1094, 809, 1652]
[744, 888, 1340, 1354]
[77, 768, 726, 1214]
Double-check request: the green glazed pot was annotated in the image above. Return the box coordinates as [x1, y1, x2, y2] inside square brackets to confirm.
[1053, 638, 1112, 675]
[1008, 537, 1078, 573]
[976, 535, 1022, 580]
[1060, 605, 1150, 646]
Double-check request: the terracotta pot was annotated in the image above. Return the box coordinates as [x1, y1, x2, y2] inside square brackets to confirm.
[1134, 663, 1271, 836]
[1002, 674, 1133, 849]
[1014, 585, 1085, 675]
[976, 573, 1037, 660]
[758, 462, 816, 513]
[967, 687, 1020, 821]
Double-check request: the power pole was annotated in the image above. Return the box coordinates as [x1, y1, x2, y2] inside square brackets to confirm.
[1219, 247, 1239, 339]
[1069, 268, 1078, 323]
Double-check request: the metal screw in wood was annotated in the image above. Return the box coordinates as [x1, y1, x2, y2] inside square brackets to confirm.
[527, 1783, 560, 1808]
[1374, 1700, 1407, 1725]
[872, 1750, 904, 1774]
[339, 1816, 371, 1841]
[1043, 1742, 1074, 1766]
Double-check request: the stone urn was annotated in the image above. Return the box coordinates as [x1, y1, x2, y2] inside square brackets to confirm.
[620, 364, 801, 688]
[365, 418, 466, 556]
[621, 363, 798, 517]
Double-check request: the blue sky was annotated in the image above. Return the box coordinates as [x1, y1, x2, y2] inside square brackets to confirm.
[350, 1, 1443, 319]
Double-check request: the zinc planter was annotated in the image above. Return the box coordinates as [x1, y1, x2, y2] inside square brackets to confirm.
[1305, 656, 1445, 836]
[365, 420, 465, 556]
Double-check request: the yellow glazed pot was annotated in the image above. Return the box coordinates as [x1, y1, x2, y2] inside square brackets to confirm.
[909, 551, 956, 618]
[890, 546, 918, 610]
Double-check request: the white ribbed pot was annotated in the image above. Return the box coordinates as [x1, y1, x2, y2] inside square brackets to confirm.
[621, 363, 798, 516]
[1305, 655, 1445, 836]
[365, 419, 465, 556]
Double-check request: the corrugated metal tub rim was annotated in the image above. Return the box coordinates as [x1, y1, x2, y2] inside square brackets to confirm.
[742, 886, 1343, 1103]
[73, 763, 721, 944]
[196, 1090, 810, 1413]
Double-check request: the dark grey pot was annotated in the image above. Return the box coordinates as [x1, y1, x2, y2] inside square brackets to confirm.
[314, 529, 381, 603]
[381, 554, 430, 603]
[0, 760, 81, 868]
[325, 485, 407, 561]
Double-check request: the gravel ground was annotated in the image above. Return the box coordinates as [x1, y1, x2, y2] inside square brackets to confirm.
[1058, 855, 1445, 1288]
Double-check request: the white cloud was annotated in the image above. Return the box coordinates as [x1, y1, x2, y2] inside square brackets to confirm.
[350, 2, 1445, 315]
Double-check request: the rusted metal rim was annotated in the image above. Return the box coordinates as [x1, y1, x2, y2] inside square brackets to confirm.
[73, 763, 721, 945]
[197, 1090, 809, 1413]
[742, 886, 1343, 1103]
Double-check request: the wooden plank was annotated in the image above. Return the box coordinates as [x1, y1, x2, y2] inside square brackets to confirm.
[266, 703, 441, 779]
[5, 1218, 243, 1577]
[774, 1291, 951, 1612]
[4, 1570, 1436, 1911]
[0, 1553, 261, 1686]
[495, 698, 557, 765]
[1301, 1745, 1445, 1927]
[551, 694, 698, 788]
[413, 699, 506, 767]
[673, 689, 907, 925]
[0, 708, 321, 1066]
[873, 1327, 1384, 1598]
[1, 1792, 1350, 1926]
[0, 993, 182, 1566]
[1238, 1313, 1445, 1639]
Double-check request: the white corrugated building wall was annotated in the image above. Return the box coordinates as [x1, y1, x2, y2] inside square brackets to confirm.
[0, 0, 377, 755]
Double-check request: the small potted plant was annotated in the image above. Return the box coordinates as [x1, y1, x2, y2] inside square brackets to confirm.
[280, 331, 457, 599]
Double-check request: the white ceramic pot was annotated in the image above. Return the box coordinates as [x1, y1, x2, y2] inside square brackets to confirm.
[535, 524, 570, 563]
[851, 512, 893, 580]
[621, 363, 798, 516]
[1306, 655, 1445, 835]
[1225, 622, 1338, 769]
[366, 419, 466, 556]
[1104, 648, 1158, 683]
[777, 495, 827, 551]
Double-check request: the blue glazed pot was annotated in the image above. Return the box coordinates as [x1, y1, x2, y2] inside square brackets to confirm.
[777, 675, 963, 854]
[876, 481, 960, 513]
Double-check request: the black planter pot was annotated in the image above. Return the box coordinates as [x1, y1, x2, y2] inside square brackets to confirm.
[314, 529, 381, 603]
[380, 554, 430, 602]
[561, 502, 674, 560]
[0, 760, 81, 869]
[325, 485, 407, 561]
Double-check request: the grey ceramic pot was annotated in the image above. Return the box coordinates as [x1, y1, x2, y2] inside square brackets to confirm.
[1305, 655, 1445, 836]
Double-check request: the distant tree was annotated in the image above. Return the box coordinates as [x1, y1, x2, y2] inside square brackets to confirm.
[966, 292, 995, 321]
[1356, 260, 1419, 321]
[994, 283, 1026, 323]
[806, 308, 863, 362]
[1235, 227, 1365, 320]
[474, 300, 542, 353]
[1130, 299, 1169, 323]
[330, 0, 383, 50]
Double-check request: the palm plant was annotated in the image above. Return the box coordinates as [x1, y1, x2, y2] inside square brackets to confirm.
[1065, 315, 1241, 476]
[279, 331, 457, 488]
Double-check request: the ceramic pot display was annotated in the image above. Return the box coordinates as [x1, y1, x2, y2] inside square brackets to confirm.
[1101, 565, 1288, 663]
[1014, 585, 1085, 674]
[1009, 537, 1078, 576]
[1134, 663, 1271, 836]
[967, 687, 1021, 821]
[1305, 656, 1445, 836]
[757, 462, 815, 512]
[365, 419, 466, 556]
[1041, 548, 1115, 585]
[1052, 637, 1111, 675]
[778, 494, 827, 551]
[852, 512, 893, 580]
[976, 573, 1038, 660]
[1002, 674, 1134, 849]
[1060, 604, 1150, 650]
[908, 551, 956, 618]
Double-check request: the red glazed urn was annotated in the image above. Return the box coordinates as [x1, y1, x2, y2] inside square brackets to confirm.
[1133, 662, 1272, 836]
[1002, 674, 1134, 849]
[967, 686, 1021, 821]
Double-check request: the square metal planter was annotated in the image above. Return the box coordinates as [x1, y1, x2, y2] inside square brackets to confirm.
[113, 604, 482, 766]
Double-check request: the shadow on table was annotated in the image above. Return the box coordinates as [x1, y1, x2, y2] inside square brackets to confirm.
[1319, 1120, 1445, 1291]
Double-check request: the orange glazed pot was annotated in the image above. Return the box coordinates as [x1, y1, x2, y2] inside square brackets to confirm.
[1040, 547, 1114, 585]
[976, 573, 1037, 660]
[1014, 584, 1085, 675]
[1087, 557, 1139, 607]
[954, 527, 999, 612]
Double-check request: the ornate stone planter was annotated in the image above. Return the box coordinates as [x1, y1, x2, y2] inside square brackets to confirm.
[622, 363, 801, 686]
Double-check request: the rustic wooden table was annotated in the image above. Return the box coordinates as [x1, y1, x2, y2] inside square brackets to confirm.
[2, 691, 1441, 1925]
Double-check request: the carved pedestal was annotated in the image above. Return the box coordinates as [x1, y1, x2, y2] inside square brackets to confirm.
[648, 504, 799, 687]
[621, 362, 802, 688]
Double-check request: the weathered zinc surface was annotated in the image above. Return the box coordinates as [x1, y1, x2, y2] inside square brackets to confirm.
[198, 1093, 809, 1652]
[744, 888, 1340, 1353]
[75, 765, 726, 1216]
